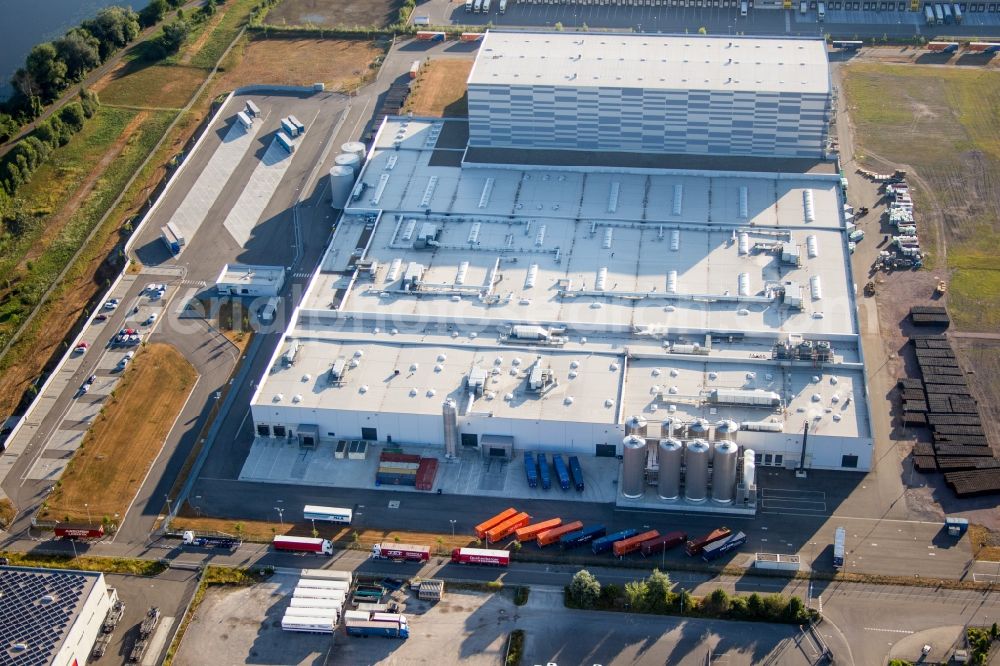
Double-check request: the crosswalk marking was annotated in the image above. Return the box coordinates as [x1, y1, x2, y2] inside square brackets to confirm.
[865, 627, 913, 634]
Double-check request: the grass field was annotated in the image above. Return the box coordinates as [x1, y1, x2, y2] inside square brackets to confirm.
[264, 0, 404, 29]
[40, 343, 197, 523]
[842, 63, 1000, 331]
[404, 59, 473, 117]
[97, 65, 208, 109]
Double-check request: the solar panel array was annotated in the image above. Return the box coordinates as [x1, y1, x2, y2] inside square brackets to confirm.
[0, 568, 91, 666]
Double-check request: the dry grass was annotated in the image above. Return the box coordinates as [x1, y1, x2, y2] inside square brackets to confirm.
[213, 38, 382, 94]
[969, 524, 1000, 562]
[40, 343, 197, 523]
[0, 498, 15, 529]
[95, 64, 208, 109]
[404, 59, 473, 117]
[264, 0, 404, 29]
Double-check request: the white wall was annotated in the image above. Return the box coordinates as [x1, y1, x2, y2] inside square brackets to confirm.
[54, 574, 111, 666]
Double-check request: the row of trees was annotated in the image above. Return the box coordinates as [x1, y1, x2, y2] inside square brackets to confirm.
[568, 569, 814, 624]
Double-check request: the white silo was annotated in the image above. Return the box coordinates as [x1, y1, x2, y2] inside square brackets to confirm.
[684, 439, 710, 503]
[334, 152, 361, 174]
[625, 415, 648, 439]
[661, 418, 675, 438]
[621, 435, 647, 499]
[329, 166, 355, 210]
[711, 441, 739, 504]
[442, 399, 458, 459]
[743, 449, 757, 488]
[341, 141, 366, 162]
[715, 419, 739, 442]
[657, 438, 683, 500]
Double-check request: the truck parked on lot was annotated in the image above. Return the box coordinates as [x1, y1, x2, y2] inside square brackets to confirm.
[161, 222, 185, 254]
[451, 547, 510, 566]
[54, 523, 105, 540]
[591, 528, 638, 555]
[536, 521, 583, 547]
[485, 512, 530, 543]
[345, 616, 409, 639]
[640, 531, 687, 556]
[282, 616, 336, 633]
[303, 505, 353, 524]
[833, 526, 846, 568]
[701, 531, 747, 561]
[273, 535, 334, 555]
[300, 569, 352, 584]
[552, 454, 571, 490]
[560, 524, 607, 550]
[371, 543, 430, 561]
[946, 517, 969, 537]
[275, 131, 295, 154]
[537, 452, 552, 489]
[181, 530, 239, 549]
[474, 508, 517, 539]
[568, 456, 585, 491]
[524, 452, 538, 487]
[685, 527, 731, 557]
[296, 579, 349, 592]
[515, 518, 562, 542]
[613, 530, 660, 557]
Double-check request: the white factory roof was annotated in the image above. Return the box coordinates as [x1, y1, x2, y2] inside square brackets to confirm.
[468, 32, 831, 95]
[216, 263, 285, 286]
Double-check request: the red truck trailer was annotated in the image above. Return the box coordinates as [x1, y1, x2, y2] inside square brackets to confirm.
[684, 528, 731, 557]
[613, 530, 660, 557]
[474, 508, 517, 539]
[514, 518, 562, 542]
[640, 531, 688, 556]
[485, 512, 530, 543]
[451, 547, 510, 566]
[54, 523, 105, 540]
[273, 535, 334, 555]
[371, 543, 430, 562]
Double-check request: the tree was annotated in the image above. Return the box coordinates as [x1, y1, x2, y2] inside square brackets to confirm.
[676, 588, 694, 613]
[746, 592, 765, 619]
[83, 6, 141, 60]
[704, 588, 730, 615]
[54, 29, 101, 80]
[643, 569, 673, 612]
[139, 0, 170, 28]
[156, 19, 191, 55]
[25, 43, 68, 101]
[79, 88, 100, 118]
[569, 569, 601, 608]
[0, 113, 18, 143]
[784, 596, 807, 623]
[624, 579, 647, 611]
[58, 102, 86, 133]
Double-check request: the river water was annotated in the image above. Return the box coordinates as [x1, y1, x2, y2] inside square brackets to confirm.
[0, 0, 149, 101]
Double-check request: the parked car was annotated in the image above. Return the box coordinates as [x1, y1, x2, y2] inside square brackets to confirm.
[103, 299, 119, 311]
[94, 314, 108, 323]
[117, 352, 134, 369]
[73, 342, 89, 354]
[77, 383, 90, 396]
[86, 375, 97, 385]
[144, 313, 157, 325]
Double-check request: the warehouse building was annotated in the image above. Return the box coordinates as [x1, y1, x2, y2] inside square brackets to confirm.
[466, 32, 831, 159]
[247, 33, 871, 507]
[0, 566, 114, 666]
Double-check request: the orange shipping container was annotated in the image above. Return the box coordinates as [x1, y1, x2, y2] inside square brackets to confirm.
[486, 512, 531, 543]
[514, 518, 562, 542]
[475, 508, 517, 539]
[536, 521, 584, 547]
[612, 530, 660, 557]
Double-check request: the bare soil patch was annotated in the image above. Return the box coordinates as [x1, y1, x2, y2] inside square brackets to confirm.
[405, 59, 473, 117]
[264, 0, 404, 28]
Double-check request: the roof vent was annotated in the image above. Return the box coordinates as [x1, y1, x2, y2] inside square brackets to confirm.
[564, 396, 575, 405]
[427, 389, 436, 397]
[410, 388, 418, 397]
[301, 374, 311, 382]
[273, 394, 283, 403]
[40, 595, 55, 604]
[359, 385, 369, 394]
[605, 399, 614, 407]
[292, 394, 302, 404]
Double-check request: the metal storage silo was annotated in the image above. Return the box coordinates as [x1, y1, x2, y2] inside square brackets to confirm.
[442, 399, 458, 459]
[341, 141, 366, 161]
[657, 438, 683, 500]
[711, 441, 739, 504]
[715, 419, 739, 442]
[329, 166, 355, 210]
[684, 440, 710, 503]
[661, 418, 675, 438]
[621, 435, 647, 499]
[625, 415, 648, 439]
[334, 152, 361, 174]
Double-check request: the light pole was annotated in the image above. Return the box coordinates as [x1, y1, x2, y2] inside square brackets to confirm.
[449, 519, 457, 536]
[274, 507, 285, 527]
[164, 495, 173, 530]
[84, 503, 92, 525]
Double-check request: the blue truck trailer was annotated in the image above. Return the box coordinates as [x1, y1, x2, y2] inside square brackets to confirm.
[559, 524, 606, 549]
[345, 619, 409, 639]
[537, 452, 551, 490]
[567, 456, 585, 491]
[524, 452, 538, 488]
[591, 528, 638, 555]
[833, 526, 846, 568]
[552, 455, 571, 490]
[701, 531, 747, 561]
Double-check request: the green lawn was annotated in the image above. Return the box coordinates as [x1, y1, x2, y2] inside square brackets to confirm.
[843, 63, 1000, 331]
[188, 0, 258, 70]
[98, 65, 208, 109]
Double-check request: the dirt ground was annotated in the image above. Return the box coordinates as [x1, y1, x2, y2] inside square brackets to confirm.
[264, 0, 404, 28]
[213, 38, 384, 94]
[95, 64, 208, 109]
[404, 59, 473, 117]
[41, 343, 197, 523]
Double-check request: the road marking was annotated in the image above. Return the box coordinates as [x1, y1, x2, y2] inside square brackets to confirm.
[865, 627, 913, 634]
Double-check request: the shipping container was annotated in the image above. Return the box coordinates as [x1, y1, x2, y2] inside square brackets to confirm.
[486, 512, 531, 543]
[236, 110, 253, 129]
[926, 40, 959, 52]
[244, 100, 260, 117]
[281, 616, 335, 633]
[685, 527, 731, 556]
[345, 618, 409, 639]
[942, 2, 953, 20]
[833, 526, 846, 568]
[465, 0, 474, 10]
[925, 3, 936, 21]
[300, 569, 352, 584]
[474, 508, 517, 539]
[161, 222, 185, 254]
[568, 456, 585, 491]
[524, 452, 538, 488]
[276, 131, 295, 153]
[409, 60, 421, 79]
[273, 535, 334, 555]
[537, 452, 552, 490]
[559, 524, 607, 549]
[293, 587, 348, 600]
[412, 15, 431, 24]
[451, 547, 510, 566]
[934, 3, 944, 21]
[281, 117, 298, 138]
[552, 455, 571, 490]
[181, 530, 238, 549]
[640, 531, 687, 556]
[613, 530, 660, 557]
[967, 42, 1000, 53]
[416, 31, 446, 41]
[54, 523, 105, 540]
[290, 596, 346, 608]
[753, 553, 801, 571]
[303, 505, 353, 524]
[514, 518, 562, 542]
[702, 531, 747, 561]
[536, 520, 584, 547]
[295, 579, 350, 592]
[371, 542, 431, 561]
[289, 116, 304, 134]
[460, 32, 484, 41]
[591, 528, 639, 555]
[416, 458, 438, 490]
[499, 0, 508, 11]
[953, 3, 963, 21]
[380, 452, 421, 464]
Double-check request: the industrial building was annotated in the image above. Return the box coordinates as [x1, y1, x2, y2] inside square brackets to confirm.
[0, 566, 114, 666]
[247, 32, 871, 511]
[215, 263, 286, 297]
